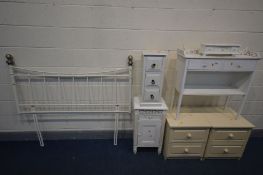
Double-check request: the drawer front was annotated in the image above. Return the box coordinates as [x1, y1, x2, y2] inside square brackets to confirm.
[206, 145, 243, 155]
[137, 120, 161, 147]
[138, 110, 164, 116]
[188, 59, 224, 70]
[210, 129, 250, 140]
[139, 115, 162, 120]
[170, 129, 209, 142]
[209, 140, 246, 146]
[224, 60, 257, 71]
[145, 73, 161, 87]
[143, 88, 160, 102]
[145, 57, 163, 72]
[167, 143, 204, 156]
[138, 111, 163, 120]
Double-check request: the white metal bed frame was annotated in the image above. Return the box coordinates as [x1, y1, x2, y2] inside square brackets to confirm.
[8, 57, 133, 147]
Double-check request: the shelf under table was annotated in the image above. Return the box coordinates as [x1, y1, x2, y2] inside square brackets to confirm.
[183, 88, 245, 96]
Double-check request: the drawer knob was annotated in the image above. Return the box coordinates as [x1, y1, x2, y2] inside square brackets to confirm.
[184, 148, 189, 153]
[224, 148, 229, 154]
[228, 133, 234, 139]
[187, 133, 192, 139]
[150, 94, 155, 100]
[237, 65, 241, 68]
[151, 63, 156, 69]
[202, 65, 207, 68]
[151, 80, 155, 85]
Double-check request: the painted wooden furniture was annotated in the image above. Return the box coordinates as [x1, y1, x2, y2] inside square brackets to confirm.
[163, 107, 254, 159]
[174, 47, 261, 119]
[141, 52, 166, 105]
[163, 113, 210, 159]
[205, 114, 254, 158]
[133, 97, 167, 154]
[133, 52, 168, 154]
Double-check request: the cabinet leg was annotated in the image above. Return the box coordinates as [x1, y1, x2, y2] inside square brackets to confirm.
[176, 93, 183, 119]
[224, 96, 230, 110]
[133, 147, 137, 154]
[158, 147, 162, 155]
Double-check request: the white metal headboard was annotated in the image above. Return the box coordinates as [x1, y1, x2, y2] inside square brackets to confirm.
[7, 55, 133, 146]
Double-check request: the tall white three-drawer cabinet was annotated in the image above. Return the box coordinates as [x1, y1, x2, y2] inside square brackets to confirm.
[133, 52, 168, 154]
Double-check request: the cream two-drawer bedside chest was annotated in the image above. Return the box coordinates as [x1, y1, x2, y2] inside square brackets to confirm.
[205, 114, 254, 159]
[163, 113, 210, 159]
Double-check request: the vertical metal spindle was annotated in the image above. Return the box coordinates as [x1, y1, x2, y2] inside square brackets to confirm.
[43, 73, 50, 112]
[236, 72, 256, 119]
[29, 75, 44, 146]
[27, 74, 32, 105]
[9, 67, 20, 113]
[72, 77, 75, 111]
[128, 67, 132, 113]
[33, 113, 44, 147]
[115, 77, 118, 106]
[114, 111, 119, 146]
[113, 77, 119, 145]
[86, 76, 90, 110]
[58, 76, 63, 111]
[224, 96, 230, 110]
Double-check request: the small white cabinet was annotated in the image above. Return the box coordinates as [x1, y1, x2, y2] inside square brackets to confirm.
[133, 97, 167, 154]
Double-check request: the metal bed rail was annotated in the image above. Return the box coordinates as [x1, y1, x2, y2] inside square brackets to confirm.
[7, 55, 133, 146]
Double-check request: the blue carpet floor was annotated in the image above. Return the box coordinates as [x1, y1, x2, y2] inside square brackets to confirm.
[0, 137, 262, 175]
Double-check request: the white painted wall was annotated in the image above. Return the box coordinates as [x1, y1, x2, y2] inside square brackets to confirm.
[0, 0, 263, 133]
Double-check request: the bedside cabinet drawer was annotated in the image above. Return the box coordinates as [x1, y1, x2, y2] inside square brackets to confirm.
[188, 59, 224, 70]
[210, 129, 250, 140]
[167, 143, 205, 156]
[209, 140, 246, 146]
[145, 57, 163, 72]
[143, 88, 160, 102]
[138, 111, 163, 120]
[138, 110, 164, 118]
[170, 129, 209, 142]
[206, 145, 243, 156]
[224, 60, 257, 71]
[145, 73, 161, 86]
